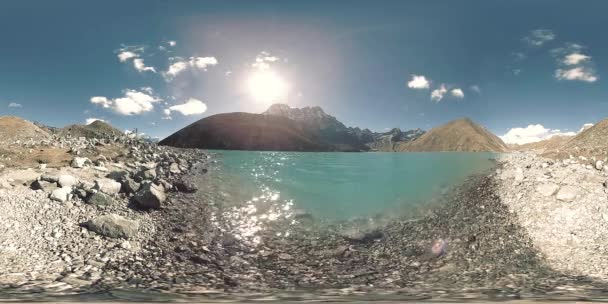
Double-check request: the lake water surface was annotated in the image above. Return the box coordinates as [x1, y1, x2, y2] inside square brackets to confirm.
[215, 151, 498, 220]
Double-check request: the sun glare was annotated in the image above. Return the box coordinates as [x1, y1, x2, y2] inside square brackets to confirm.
[247, 70, 288, 103]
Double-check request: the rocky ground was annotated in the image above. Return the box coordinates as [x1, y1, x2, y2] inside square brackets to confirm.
[497, 153, 608, 280]
[3, 135, 608, 301]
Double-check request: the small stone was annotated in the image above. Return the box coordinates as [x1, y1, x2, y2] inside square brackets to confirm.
[169, 163, 181, 174]
[278, 253, 293, 260]
[71, 157, 90, 168]
[597, 160, 605, 170]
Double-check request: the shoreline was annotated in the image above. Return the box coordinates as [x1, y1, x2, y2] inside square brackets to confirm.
[2, 144, 608, 301]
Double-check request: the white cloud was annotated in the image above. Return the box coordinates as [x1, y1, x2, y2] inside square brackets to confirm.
[430, 84, 447, 102]
[164, 98, 207, 116]
[512, 52, 527, 62]
[85, 118, 105, 125]
[8, 102, 22, 108]
[579, 123, 594, 133]
[470, 85, 481, 94]
[117, 51, 138, 62]
[564, 53, 591, 65]
[524, 29, 555, 47]
[552, 43, 598, 82]
[90, 96, 112, 108]
[133, 58, 156, 73]
[451, 88, 464, 98]
[555, 67, 598, 82]
[189, 56, 218, 70]
[407, 75, 430, 89]
[168, 40, 176, 47]
[165, 61, 188, 79]
[500, 124, 585, 145]
[252, 52, 280, 70]
[90, 89, 162, 116]
[163, 56, 218, 81]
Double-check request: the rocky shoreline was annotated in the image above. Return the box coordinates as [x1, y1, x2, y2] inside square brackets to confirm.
[2, 137, 608, 301]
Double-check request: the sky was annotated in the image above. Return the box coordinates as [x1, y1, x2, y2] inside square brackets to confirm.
[0, 0, 607, 143]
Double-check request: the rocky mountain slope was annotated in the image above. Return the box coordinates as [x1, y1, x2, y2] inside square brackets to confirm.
[159, 112, 328, 151]
[543, 119, 608, 158]
[510, 135, 574, 153]
[397, 118, 508, 152]
[59, 120, 123, 139]
[0, 116, 50, 143]
[368, 128, 425, 151]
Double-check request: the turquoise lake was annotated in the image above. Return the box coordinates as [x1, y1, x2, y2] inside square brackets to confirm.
[213, 151, 498, 220]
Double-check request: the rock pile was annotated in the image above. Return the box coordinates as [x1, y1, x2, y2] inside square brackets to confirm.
[497, 153, 608, 279]
[0, 133, 208, 292]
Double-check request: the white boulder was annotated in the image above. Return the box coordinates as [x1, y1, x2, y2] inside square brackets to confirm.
[50, 186, 73, 202]
[93, 178, 121, 195]
[536, 183, 559, 197]
[58, 175, 79, 187]
[556, 186, 579, 202]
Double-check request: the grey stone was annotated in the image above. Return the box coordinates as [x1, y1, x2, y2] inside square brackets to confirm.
[134, 182, 166, 209]
[85, 214, 138, 239]
[86, 192, 114, 206]
[31, 180, 57, 191]
[134, 168, 156, 182]
[120, 178, 140, 194]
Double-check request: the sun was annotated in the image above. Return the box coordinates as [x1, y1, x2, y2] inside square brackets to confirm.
[247, 70, 288, 103]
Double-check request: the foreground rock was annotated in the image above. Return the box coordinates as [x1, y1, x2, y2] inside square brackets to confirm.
[50, 186, 72, 202]
[497, 153, 608, 279]
[134, 182, 166, 209]
[85, 214, 139, 239]
[93, 178, 121, 195]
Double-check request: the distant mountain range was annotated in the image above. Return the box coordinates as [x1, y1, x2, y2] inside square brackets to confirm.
[160, 104, 506, 152]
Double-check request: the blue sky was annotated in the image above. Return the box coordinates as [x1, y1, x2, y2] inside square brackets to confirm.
[0, 0, 606, 143]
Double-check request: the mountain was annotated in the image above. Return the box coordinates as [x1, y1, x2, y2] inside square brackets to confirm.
[543, 119, 608, 158]
[397, 118, 508, 152]
[159, 112, 328, 151]
[263, 104, 371, 151]
[510, 135, 574, 153]
[263, 104, 424, 151]
[58, 120, 123, 138]
[367, 128, 425, 152]
[0, 116, 50, 143]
